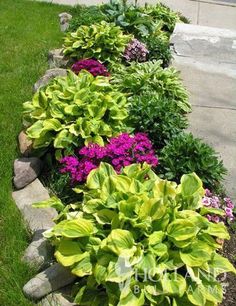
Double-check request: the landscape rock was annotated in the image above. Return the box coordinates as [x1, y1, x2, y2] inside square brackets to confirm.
[14, 157, 43, 189]
[59, 12, 72, 32]
[33, 68, 67, 92]
[12, 179, 57, 233]
[38, 292, 75, 306]
[22, 231, 54, 271]
[48, 49, 70, 69]
[23, 263, 77, 301]
[18, 131, 33, 156]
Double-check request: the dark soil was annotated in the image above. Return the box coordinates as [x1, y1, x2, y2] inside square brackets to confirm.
[220, 229, 236, 306]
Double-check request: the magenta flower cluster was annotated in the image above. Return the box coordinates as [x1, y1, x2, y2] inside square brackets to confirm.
[203, 189, 234, 224]
[123, 39, 149, 62]
[71, 58, 110, 77]
[60, 133, 158, 184]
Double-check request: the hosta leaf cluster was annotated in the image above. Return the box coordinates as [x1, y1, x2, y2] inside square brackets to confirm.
[112, 60, 191, 113]
[36, 163, 235, 306]
[23, 71, 129, 152]
[63, 21, 132, 63]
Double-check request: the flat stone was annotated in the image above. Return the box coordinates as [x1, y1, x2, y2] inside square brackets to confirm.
[59, 12, 72, 32]
[12, 179, 57, 233]
[23, 263, 77, 300]
[22, 231, 54, 271]
[48, 49, 70, 69]
[33, 68, 67, 92]
[39, 292, 75, 306]
[18, 131, 33, 156]
[14, 157, 43, 189]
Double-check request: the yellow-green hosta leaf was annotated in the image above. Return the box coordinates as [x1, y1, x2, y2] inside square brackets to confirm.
[94, 209, 117, 225]
[86, 162, 116, 189]
[167, 219, 198, 242]
[161, 273, 186, 297]
[71, 253, 92, 277]
[56, 218, 94, 238]
[105, 258, 134, 283]
[53, 129, 74, 148]
[26, 120, 44, 139]
[209, 253, 236, 276]
[180, 241, 212, 267]
[118, 288, 145, 306]
[55, 239, 87, 266]
[200, 207, 225, 217]
[201, 279, 223, 304]
[43, 118, 62, 131]
[139, 198, 166, 221]
[137, 253, 156, 276]
[110, 175, 132, 193]
[203, 222, 230, 240]
[104, 229, 136, 257]
[186, 281, 206, 306]
[148, 231, 165, 245]
[33, 196, 64, 211]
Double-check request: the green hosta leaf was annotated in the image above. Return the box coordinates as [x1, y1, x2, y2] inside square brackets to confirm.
[180, 241, 212, 267]
[86, 162, 116, 189]
[203, 222, 230, 240]
[53, 129, 74, 148]
[137, 252, 156, 276]
[71, 253, 92, 277]
[118, 287, 145, 306]
[104, 229, 136, 257]
[106, 258, 134, 283]
[209, 253, 236, 276]
[148, 231, 165, 245]
[27, 120, 44, 139]
[161, 273, 186, 297]
[94, 209, 117, 225]
[33, 196, 64, 211]
[200, 207, 225, 217]
[54, 218, 94, 238]
[167, 219, 198, 242]
[110, 175, 132, 193]
[186, 281, 206, 305]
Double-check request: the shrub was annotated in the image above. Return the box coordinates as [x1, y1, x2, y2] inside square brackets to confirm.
[159, 133, 227, 190]
[34, 162, 235, 306]
[123, 39, 149, 62]
[71, 59, 110, 77]
[60, 133, 158, 184]
[23, 70, 129, 155]
[128, 94, 188, 149]
[63, 21, 132, 63]
[111, 60, 191, 113]
[68, 5, 107, 32]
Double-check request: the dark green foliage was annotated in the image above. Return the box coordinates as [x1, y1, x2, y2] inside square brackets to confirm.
[145, 35, 172, 67]
[128, 94, 188, 149]
[68, 5, 107, 32]
[158, 133, 227, 190]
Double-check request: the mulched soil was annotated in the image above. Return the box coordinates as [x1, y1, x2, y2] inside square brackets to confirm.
[220, 229, 236, 306]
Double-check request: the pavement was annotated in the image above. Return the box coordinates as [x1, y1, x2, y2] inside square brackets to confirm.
[170, 23, 236, 201]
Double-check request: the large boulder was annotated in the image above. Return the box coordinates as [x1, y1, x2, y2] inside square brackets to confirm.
[23, 263, 77, 300]
[12, 178, 57, 234]
[33, 68, 67, 92]
[13, 157, 43, 189]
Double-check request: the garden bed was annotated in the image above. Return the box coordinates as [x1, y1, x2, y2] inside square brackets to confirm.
[11, 1, 235, 305]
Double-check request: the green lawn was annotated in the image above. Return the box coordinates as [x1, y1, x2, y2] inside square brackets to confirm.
[0, 1, 74, 305]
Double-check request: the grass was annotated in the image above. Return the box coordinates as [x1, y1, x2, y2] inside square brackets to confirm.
[0, 0, 76, 305]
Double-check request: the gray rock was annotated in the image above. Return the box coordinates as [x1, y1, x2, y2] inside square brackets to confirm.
[18, 131, 33, 156]
[48, 49, 70, 69]
[23, 231, 54, 271]
[38, 292, 75, 306]
[33, 68, 67, 92]
[59, 12, 72, 32]
[14, 157, 43, 189]
[23, 263, 77, 300]
[12, 179, 57, 233]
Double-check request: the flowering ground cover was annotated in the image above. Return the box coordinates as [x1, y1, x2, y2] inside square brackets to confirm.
[4, 0, 236, 305]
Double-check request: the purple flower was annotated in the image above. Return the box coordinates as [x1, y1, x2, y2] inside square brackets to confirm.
[72, 59, 110, 77]
[123, 39, 149, 63]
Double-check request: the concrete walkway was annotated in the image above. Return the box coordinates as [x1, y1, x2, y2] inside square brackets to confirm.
[171, 23, 236, 201]
[37, 0, 236, 29]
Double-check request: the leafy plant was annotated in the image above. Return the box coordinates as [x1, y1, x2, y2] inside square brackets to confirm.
[145, 35, 172, 67]
[128, 94, 188, 149]
[68, 5, 108, 32]
[159, 133, 227, 190]
[72, 59, 110, 77]
[34, 162, 235, 306]
[60, 133, 158, 184]
[23, 70, 129, 155]
[63, 21, 132, 63]
[112, 60, 191, 113]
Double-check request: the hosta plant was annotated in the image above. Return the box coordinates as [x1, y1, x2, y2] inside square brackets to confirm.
[23, 70, 129, 155]
[112, 60, 191, 113]
[63, 21, 132, 63]
[34, 162, 235, 306]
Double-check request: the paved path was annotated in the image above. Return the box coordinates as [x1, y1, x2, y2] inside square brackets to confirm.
[171, 23, 236, 200]
[37, 1, 236, 30]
